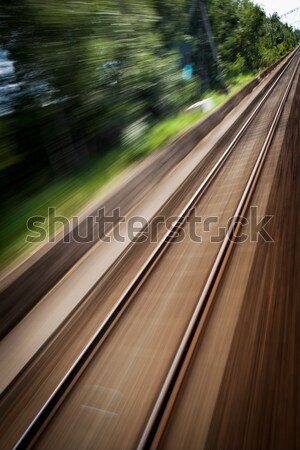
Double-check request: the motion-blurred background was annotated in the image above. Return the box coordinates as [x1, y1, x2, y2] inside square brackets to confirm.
[0, 0, 299, 270]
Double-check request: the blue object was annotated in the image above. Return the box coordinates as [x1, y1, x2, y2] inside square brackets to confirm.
[182, 64, 193, 80]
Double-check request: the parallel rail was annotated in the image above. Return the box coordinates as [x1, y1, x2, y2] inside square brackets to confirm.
[12, 50, 299, 449]
[137, 54, 300, 450]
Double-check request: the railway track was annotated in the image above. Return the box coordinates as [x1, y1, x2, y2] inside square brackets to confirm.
[0, 48, 299, 450]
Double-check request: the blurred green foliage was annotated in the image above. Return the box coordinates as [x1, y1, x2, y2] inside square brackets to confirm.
[0, 0, 298, 191]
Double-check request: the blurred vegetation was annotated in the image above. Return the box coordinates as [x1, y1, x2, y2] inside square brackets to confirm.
[0, 0, 299, 267]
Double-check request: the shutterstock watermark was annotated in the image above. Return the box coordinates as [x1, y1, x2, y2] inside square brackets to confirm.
[26, 206, 274, 245]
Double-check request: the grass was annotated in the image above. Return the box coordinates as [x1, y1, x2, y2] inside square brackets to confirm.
[0, 72, 257, 271]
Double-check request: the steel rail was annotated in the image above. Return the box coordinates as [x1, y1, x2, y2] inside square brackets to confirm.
[12, 51, 299, 450]
[137, 55, 300, 450]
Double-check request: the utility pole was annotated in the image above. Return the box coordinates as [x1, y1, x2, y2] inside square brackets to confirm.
[198, 0, 228, 92]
